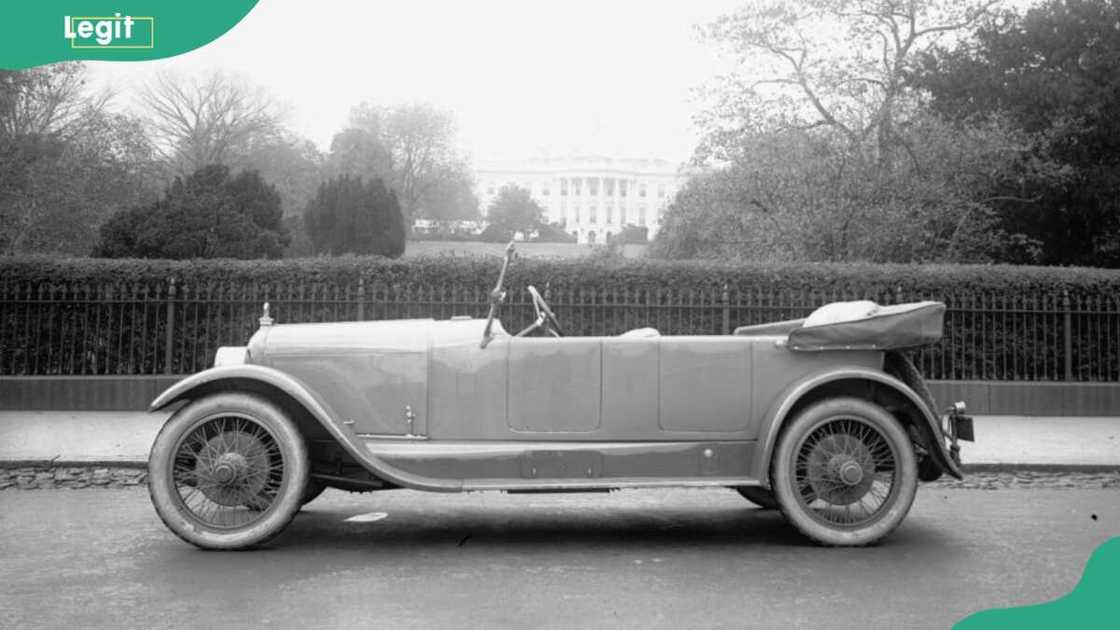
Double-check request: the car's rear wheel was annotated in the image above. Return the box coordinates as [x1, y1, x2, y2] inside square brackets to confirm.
[735, 486, 779, 509]
[148, 393, 309, 550]
[771, 397, 917, 546]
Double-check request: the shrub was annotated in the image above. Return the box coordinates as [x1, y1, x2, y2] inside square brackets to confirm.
[613, 224, 648, 244]
[304, 175, 405, 257]
[94, 165, 289, 259]
[533, 223, 577, 243]
[478, 224, 513, 243]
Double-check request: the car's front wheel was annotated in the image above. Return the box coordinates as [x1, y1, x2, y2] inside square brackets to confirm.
[771, 397, 917, 546]
[148, 392, 309, 550]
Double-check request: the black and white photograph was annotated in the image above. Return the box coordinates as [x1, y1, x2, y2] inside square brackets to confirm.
[1, 1, 1118, 628]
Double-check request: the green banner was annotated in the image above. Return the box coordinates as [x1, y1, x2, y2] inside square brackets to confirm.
[0, 1, 259, 70]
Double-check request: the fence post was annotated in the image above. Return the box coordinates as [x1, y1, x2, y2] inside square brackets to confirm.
[357, 277, 365, 321]
[163, 277, 176, 375]
[721, 282, 730, 334]
[1062, 288, 1072, 381]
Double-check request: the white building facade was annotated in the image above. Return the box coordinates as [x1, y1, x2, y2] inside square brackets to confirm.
[475, 156, 683, 244]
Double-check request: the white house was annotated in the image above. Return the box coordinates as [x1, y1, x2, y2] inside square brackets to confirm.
[475, 156, 683, 244]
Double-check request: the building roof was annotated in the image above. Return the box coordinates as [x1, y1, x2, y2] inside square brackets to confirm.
[476, 155, 683, 177]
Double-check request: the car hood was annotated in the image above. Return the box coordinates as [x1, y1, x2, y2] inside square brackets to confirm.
[248, 318, 502, 360]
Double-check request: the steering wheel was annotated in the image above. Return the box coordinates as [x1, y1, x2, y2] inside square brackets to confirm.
[526, 285, 564, 337]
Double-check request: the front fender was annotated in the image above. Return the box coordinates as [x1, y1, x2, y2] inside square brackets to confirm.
[752, 366, 963, 484]
[150, 364, 464, 492]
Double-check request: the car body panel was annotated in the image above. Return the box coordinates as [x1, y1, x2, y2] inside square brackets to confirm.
[148, 363, 460, 491]
[428, 333, 508, 440]
[254, 320, 433, 436]
[601, 337, 660, 432]
[508, 337, 602, 433]
[749, 339, 884, 426]
[363, 439, 755, 486]
[659, 336, 752, 433]
[749, 361, 963, 482]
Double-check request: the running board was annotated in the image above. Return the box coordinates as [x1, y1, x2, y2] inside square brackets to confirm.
[360, 438, 761, 489]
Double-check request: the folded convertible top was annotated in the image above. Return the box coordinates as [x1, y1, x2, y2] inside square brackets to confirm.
[734, 301, 946, 351]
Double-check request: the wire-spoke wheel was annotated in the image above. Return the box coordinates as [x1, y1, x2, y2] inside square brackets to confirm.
[771, 397, 917, 546]
[148, 393, 308, 550]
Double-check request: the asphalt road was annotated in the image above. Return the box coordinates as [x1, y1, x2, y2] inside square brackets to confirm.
[1, 486, 1117, 630]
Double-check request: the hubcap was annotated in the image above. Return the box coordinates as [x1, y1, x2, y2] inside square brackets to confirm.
[211, 452, 248, 485]
[837, 459, 864, 486]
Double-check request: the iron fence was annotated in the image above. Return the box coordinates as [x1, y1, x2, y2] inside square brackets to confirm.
[1, 276, 1117, 381]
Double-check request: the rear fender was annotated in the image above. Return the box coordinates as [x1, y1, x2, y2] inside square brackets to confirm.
[150, 365, 463, 492]
[752, 367, 962, 484]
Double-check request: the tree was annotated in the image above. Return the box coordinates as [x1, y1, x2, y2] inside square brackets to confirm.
[95, 165, 289, 259]
[534, 222, 578, 243]
[413, 161, 480, 221]
[141, 71, 283, 176]
[655, 0, 1051, 263]
[695, 0, 999, 165]
[303, 175, 405, 257]
[614, 224, 650, 245]
[485, 185, 544, 237]
[331, 102, 477, 223]
[139, 71, 326, 223]
[0, 64, 158, 255]
[910, 0, 1120, 266]
[655, 114, 1053, 263]
[327, 127, 392, 180]
[239, 133, 323, 218]
[0, 63, 110, 140]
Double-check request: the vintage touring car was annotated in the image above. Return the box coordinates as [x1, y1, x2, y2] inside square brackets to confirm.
[147, 244, 973, 549]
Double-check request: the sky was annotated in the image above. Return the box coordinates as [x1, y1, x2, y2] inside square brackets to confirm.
[88, 0, 743, 167]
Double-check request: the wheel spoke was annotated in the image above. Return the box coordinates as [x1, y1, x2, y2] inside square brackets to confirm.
[794, 416, 900, 529]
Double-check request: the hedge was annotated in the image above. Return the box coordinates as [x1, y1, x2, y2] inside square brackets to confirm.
[3, 253, 1120, 291]
[1, 255, 1118, 380]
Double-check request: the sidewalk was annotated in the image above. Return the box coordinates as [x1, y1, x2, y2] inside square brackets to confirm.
[0, 411, 1117, 470]
[959, 416, 1120, 469]
[0, 412, 169, 465]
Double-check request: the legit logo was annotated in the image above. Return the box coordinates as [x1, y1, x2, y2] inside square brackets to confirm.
[64, 13, 154, 48]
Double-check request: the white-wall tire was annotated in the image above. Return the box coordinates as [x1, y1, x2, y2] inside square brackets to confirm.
[148, 393, 309, 550]
[771, 397, 917, 546]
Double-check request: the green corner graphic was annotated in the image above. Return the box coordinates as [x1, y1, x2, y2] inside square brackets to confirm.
[1, 2, 258, 70]
[955, 537, 1120, 629]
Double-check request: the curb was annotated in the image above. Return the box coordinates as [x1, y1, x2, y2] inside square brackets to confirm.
[2, 460, 1119, 474]
[962, 463, 1120, 474]
[1, 459, 148, 469]
[0, 464, 148, 490]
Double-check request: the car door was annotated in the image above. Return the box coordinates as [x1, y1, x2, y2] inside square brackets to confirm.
[507, 337, 602, 433]
[657, 336, 753, 434]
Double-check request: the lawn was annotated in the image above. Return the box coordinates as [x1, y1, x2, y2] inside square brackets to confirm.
[404, 240, 647, 259]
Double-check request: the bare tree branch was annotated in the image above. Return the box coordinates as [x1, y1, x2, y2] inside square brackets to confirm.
[140, 71, 282, 175]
